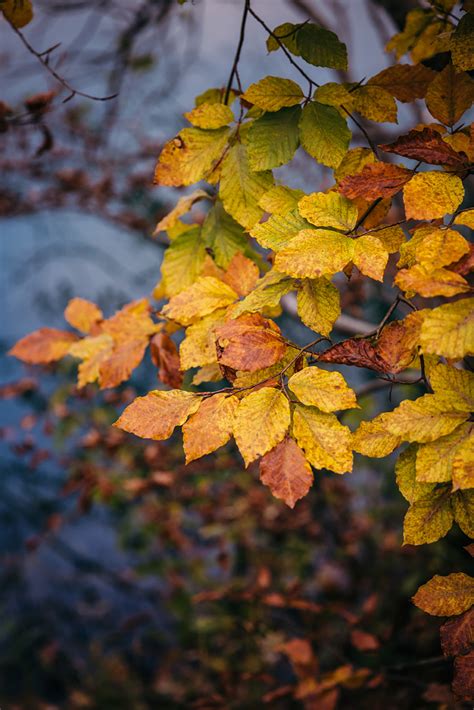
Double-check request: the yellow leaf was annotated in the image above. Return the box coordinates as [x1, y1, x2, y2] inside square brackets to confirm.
[398, 225, 470, 269]
[292, 404, 353, 474]
[64, 298, 103, 333]
[232, 271, 295, 317]
[179, 308, 227, 370]
[158, 227, 207, 297]
[258, 185, 305, 216]
[154, 127, 230, 187]
[115, 390, 201, 440]
[161, 276, 237, 326]
[153, 189, 210, 234]
[429, 362, 474, 413]
[1, 0, 33, 27]
[182, 393, 238, 463]
[184, 102, 234, 129]
[250, 210, 309, 251]
[259, 437, 313, 508]
[296, 277, 340, 336]
[233, 387, 290, 466]
[403, 172, 464, 220]
[416, 423, 472, 483]
[352, 85, 398, 123]
[395, 264, 470, 298]
[274, 229, 354, 278]
[420, 298, 474, 359]
[353, 235, 389, 281]
[403, 488, 453, 545]
[452, 432, 474, 491]
[353, 413, 402, 458]
[68, 333, 114, 388]
[241, 76, 304, 111]
[368, 225, 405, 253]
[219, 142, 273, 229]
[385, 394, 469, 443]
[452, 490, 474, 535]
[412, 573, 474, 615]
[9, 328, 79, 364]
[426, 64, 474, 126]
[298, 192, 357, 231]
[396, 445, 436, 503]
[288, 367, 357, 412]
[454, 209, 474, 229]
[313, 82, 354, 112]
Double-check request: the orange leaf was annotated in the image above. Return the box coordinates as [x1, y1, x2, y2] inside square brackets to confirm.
[115, 390, 200, 440]
[222, 252, 259, 297]
[380, 128, 467, 167]
[9, 328, 78, 364]
[412, 573, 474, 616]
[150, 332, 183, 389]
[339, 163, 413, 200]
[215, 313, 287, 373]
[350, 629, 380, 652]
[182, 393, 238, 463]
[259, 436, 313, 508]
[64, 297, 103, 333]
[99, 339, 149, 389]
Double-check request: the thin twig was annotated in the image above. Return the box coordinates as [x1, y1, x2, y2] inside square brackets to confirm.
[224, 0, 250, 105]
[7, 20, 118, 103]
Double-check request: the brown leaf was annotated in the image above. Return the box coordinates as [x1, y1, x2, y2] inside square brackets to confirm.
[452, 650, 474, 702]
[339, 163, 413, 200]
[440, 608, 474, 657]
[9, 328, 78, 364]
[215, 313, 287, 373]
[451, 243, 474, 277]
[350, 629, 380, 651]
[368, 63, 436, 102]
[380, 128, 467, 167]
[150, 332, 183, 389]
[375, 316, 421, 373]
[318, 338, 388, 374]
[260, 437, 313, 508]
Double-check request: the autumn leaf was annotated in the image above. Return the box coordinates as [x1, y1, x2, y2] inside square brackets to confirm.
[403, 488, 454, 545]
[161, 276, 237, 326]
[398, 225, 470, 269]
[179, 308, 227, 370]
[288, 367, 358, 412]
[425, 64, 474, 127]
[153, 189, 210, 234]
[440, 607, 474, 657]
[215, 313, 287, 373]
[232, 271, 295, 317]
[154, 127, 230, 187]
[395, 264, 470, 298]
[64, 298, 103, 333]
[452, 434, 474, 491]
[450, 12, 474, 72]
[157, 226, 207, 297]
[384, 394, 468, 444]
[9, 328, 79, 364]
[150, 332, 183, 389]
[258, 184, 304, 215]
[368, 63, 436, 102]
[233, 387, 290, 466]
[1, 0, 33, 27]
[416, 423, 473, 484]
[182, 393, 238, 463]
[298, 192, 357, 231]
[274, 229, 354, 278]
[296, 278, 340, 337]
[299, 101, 351, 169]
[353, 235, 389, 282]
[259, 436, 313, 508]
[68, 334, 114, 388]
[452, 651, 474, 702]
[241, 76, 304, 111]
[202, 201, 247, 269]
[403, 172, 464, 220]
[380, 128, 467, 167]
[184, 102, 234, 129]
[412, 573, 474, 616]
[395, 445, 435, 503]
[292, 404, 353, 474]
[339, 162, 413, 200]
[250, 209, 309, 251]
[352, 85, 398, 123]
[353, 414, 403, 459]
[222, 252, 259, 298]
[246, 106, 301, 170]
[115, 390, 201, 440]
[420, 298, 474, 359]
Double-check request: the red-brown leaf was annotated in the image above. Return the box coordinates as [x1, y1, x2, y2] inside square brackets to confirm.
[350, 629, 380, 651]
[440, 608, 474, 657]
[318, 338, 388, 373]
[380, 128, 467, 167]
[150, 332, 183, 389]
[339, 163, 413, 200]
[215, 313, 286, 373]
[452, 650, 474, 701]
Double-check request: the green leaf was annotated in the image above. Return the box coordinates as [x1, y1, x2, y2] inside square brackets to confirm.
[159, 227, 206, 296]
[202, 201, 247, 268]
[219, 143, 273, 229]
[246, 106, 301, 170]
[250, 209, 309, 251]
[296, 23, 348, 70]
[299, 102, 351, 169]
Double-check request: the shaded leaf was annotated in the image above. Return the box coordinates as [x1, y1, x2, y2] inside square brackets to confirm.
[413, 573, 474, 615]
[380, 128, 467, 167]
[368, 63, 436, 102]
[150, 332, 183, 389]
[396, 445, 436, 502]
[299, 102, 351, 169]
[440, 607, 474, 657]
[246, 105, 301, 170]
[259, 436, 313, 508]
[426, 64, 474, 126]
[403, 489, 454, 545]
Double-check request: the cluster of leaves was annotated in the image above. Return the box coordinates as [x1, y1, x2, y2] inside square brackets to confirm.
[9, 0, 474, 700]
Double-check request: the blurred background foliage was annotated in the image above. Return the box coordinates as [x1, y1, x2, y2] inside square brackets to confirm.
[1, 0, 472, 707]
